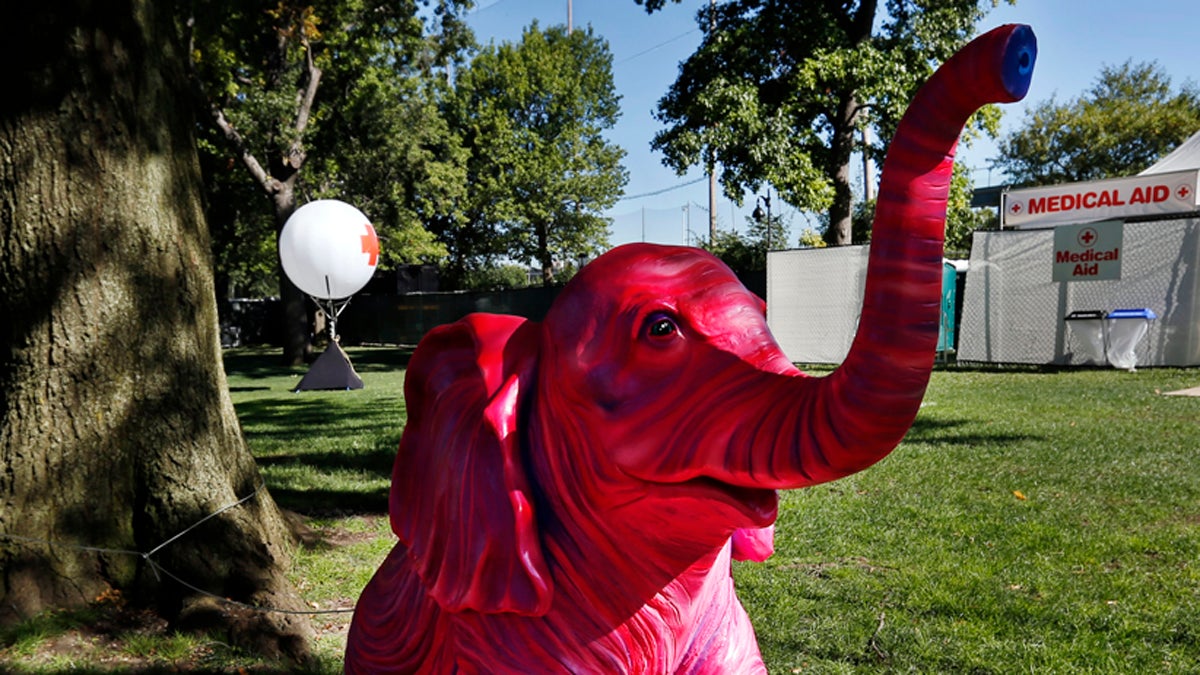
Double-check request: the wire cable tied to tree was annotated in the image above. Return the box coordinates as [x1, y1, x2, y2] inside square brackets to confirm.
[0, 483, 355, 616]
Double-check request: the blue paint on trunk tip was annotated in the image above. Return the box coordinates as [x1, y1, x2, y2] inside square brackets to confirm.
[1001, 24, 1037, 100]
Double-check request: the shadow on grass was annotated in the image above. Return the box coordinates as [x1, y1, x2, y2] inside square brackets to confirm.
[235, 398, 398, 514]
[256, 446, 397, 475]
[223, 345, 412, 379]
[339, 346, 413, 372]
[0, 604, 337, 675]
[225, 348, 408, 516]
[222, 348, 306, 380]
[905, 416, 1045, 446]
[231, 397, 402, 444]
[270, 486, 390, 515]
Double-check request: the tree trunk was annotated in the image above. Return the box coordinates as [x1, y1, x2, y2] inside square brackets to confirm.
[273, 182, 312, 366]
[184, 7, 318, 367]
[537, 221, 555, 286]
[0, 0, 312, 661]
[826, 1, 877, 246]
[827, 92, 859, 246]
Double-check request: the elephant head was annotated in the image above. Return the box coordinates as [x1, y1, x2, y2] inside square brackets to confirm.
[348, 24, 1036, 674]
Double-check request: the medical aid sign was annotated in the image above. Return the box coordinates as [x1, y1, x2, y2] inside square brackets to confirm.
[1003, 169, 1199, 229]
[1053, 220, 1123, 282]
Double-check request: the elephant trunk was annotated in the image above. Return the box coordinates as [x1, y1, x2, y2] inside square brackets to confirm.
[758, 25, 1036, 488]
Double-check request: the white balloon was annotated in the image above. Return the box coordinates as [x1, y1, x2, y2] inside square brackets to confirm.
[279, 200, 379, 299]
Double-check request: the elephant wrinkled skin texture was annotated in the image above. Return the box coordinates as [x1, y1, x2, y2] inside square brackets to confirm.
[346, 24, 1036, 674]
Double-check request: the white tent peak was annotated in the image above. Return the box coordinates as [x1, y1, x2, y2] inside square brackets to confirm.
[1140, 129, 1200, 175]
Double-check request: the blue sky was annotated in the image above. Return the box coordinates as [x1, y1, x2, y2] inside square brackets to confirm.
[465, 0, 1200, 248]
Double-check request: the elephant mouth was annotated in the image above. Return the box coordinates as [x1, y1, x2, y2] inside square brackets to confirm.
[681, 476, 779, 527]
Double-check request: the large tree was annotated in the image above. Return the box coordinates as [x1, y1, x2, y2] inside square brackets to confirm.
[0, 0, 312, 660]
[994, 60, 1200, 186]
[637, 0, 1010, 245]
[187, 0, 472, 364]
[442, 22, 627, 286]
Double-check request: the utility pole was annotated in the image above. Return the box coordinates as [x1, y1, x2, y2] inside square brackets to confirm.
[862, 125, 877, 202]
[567, 0, 572, 34]
[707, 0, 717, 242]
[708, 173, 717, 242]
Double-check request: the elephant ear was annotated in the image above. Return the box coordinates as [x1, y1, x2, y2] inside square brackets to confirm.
[390, 313, 552, 615]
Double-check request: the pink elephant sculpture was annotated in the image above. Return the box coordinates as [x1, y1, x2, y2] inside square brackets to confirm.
[346, 24, 1036, 674]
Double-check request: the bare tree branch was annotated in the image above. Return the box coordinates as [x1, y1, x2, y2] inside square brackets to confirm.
[286, 34, 322, 171]
[183, 12, 278, 195]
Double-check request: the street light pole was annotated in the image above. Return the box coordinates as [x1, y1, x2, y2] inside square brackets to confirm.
[752, 194, 772, 250]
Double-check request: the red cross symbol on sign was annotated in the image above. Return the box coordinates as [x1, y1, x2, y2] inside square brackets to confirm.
[361, 223, 379, 266]
[1009, 201, 1023, 214]
[1077, 227, 1097, 248]
[1177, 184, 1193, 201]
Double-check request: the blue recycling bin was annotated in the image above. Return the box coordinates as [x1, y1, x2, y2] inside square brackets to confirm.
[1105, 308, 1157, 370]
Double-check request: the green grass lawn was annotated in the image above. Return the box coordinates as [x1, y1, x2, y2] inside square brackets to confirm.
[224, 346, 408, 672]
[739, 365, 1200, 673]
[223, 346, 411, 515]
[5, 348, 1198, 673]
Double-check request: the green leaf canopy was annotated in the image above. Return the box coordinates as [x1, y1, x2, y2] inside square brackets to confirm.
[444, 22, 628, 286]
[643, 0, 1009, 245]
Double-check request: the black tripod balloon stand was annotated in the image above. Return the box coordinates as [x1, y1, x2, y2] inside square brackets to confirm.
[293, 277, 365, 392]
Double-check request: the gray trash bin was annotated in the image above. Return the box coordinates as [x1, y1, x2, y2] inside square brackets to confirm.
[1065, 310, 1107, 365]
[1105, 308, 1157, 371]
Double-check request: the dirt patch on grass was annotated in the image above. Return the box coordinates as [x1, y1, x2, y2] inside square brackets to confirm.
[785, 556, 897, 578]
[321, 515, 386, 548]
[0, 601, 217, 672]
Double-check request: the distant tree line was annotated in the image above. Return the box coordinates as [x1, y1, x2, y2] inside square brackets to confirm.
[993, 61, 1200, 186]
[188, 0, 1200, 365]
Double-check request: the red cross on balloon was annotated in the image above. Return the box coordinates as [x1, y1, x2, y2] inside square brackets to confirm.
[361, 224, 379, 266]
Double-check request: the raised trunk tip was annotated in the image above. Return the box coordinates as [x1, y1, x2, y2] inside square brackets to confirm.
[782, 25, 1037, 486]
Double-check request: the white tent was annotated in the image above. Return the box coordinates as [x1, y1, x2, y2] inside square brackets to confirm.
[766, 132, 1200, 367]
[1141, 129, 1200, 176]
[958, 130, 1200, 367]
[766, 246, 870, 364]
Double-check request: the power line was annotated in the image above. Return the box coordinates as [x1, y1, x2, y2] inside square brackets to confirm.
[468, 0, 511, 16]
[616, 29, 699, 64]
[619, 176, 707, 201]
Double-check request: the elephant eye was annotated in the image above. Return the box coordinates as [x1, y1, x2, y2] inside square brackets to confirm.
[644, 314, 679, 340]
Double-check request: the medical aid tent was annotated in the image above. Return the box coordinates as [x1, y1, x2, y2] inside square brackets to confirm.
[957, 130, 1200, 367]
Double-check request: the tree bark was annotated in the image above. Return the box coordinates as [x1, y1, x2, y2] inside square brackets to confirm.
[537, 221, 555, 286]
[0, 0, 312, 661]
[827, 91, 859, 246]
[826, 0, 877, 246]
[272, 181, 312, 366]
